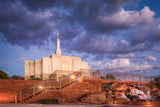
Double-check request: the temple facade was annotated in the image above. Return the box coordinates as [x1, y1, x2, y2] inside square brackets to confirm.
[24, 33, 91, 80]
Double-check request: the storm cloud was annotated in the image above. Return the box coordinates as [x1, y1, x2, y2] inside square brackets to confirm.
[0, 0, 159, 55]
[1, 0, 160, 76]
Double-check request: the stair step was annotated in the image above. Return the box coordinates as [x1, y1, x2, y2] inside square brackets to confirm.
[21, 71, 81, 103]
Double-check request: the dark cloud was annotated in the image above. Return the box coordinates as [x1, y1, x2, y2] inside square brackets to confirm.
[128, 17, 160, 52]
[0, 0, 160, 56]
[153, 64, 160, 69]
[0, 61, 14, 67]
[0, 1, 55, 48]
[0, 0, 131, 47]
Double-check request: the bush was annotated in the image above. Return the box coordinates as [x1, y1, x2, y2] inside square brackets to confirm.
[104, 85, 112, 90]
[105, 92, 111, 98]
[40, 99, 58, 104]
[125, 88, 131, 95]
[105, 74, 116, 80]
[11, 75, 24, 80]
[102, 83, 112, 90]
[29, 76, 42, 80]
[147, 80, 157, 90]
[0, 70, 9, 79]
[30, 78, 42, 80]
[101, 76, 105, 79]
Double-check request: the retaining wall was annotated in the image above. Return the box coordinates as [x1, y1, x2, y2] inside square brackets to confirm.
[0, 79, 40, 103]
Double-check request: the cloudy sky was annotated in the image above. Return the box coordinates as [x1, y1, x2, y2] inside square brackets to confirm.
[0, 0, 160, 76]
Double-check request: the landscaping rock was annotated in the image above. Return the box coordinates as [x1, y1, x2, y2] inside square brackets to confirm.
[116, 94, 127, 99]
[115, 99, 130, 104]
[79, 92, 106, 104]
[106, 98, 114, 104]
[57, 98, 66, 104]
[114, 91, 120, 96]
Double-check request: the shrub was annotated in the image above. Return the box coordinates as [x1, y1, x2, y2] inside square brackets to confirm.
[105, 92, 111, 98]
[40, 99, 58, 104]
[105, 74, 116, 80]
[29, 76, 42, 80]
[147, 80, 157, 90]
[102, 83, 112, 90]
[11, 75, 24, 80]
[125, 88, 131, 95]
[101, 76, 105, 79]
[0, 70, 9, 79]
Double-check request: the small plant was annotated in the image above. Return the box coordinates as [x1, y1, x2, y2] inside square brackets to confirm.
[40, 99, 58, 104]
[103, 83, 112, 90]
[105, 74, 116, 80]
[125, 88, 131, 95]
[0, 70, 9, 79]
[105, 92, 111, 98]
[29, 77, 42, 80]
[147, 80, 157, 90]
[101, 76, 105, 79]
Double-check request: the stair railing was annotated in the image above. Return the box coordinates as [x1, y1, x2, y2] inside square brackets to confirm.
[20, 71, 82, 103]
[20, 80, 47, 103]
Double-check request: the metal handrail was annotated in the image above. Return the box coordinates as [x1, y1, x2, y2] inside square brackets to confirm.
[20, 80, 47, 103]
[19, 71, 82, 103]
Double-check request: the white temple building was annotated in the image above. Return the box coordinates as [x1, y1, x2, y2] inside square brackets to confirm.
[24, 33, 91, 80]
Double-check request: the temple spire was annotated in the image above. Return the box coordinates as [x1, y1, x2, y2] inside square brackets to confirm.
[55, 32, 61, 55]
[57, 32, 59, 39]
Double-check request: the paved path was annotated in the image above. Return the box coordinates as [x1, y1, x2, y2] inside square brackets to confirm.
[0, 104, 159, 107]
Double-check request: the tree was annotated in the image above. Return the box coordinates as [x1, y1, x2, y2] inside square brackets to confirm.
[11, 75, 20, 79]
[11, 75, 24, 80]
[0, 70, 9, 79]
[105, 73, 116, 80]
[100, 76, 105, 79]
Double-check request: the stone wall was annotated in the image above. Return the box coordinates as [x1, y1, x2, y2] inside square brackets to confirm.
[0, 79, 40, 103]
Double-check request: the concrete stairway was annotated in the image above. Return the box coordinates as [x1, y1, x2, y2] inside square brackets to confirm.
[20, 71, 81, 103]
[24, 82, 79, 103]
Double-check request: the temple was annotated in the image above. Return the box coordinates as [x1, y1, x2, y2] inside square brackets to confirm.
[24, 33, 91, 80]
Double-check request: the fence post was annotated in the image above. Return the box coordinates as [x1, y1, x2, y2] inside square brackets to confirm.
[33, 85, 34, 95]
[20, 90, 22, 103]
[47, 80, 48, 90]
[15, 95, 17, 104]
[48, 82, 50, 90]
[146, 76, 147, 82]
[60, 79, 61, 90]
